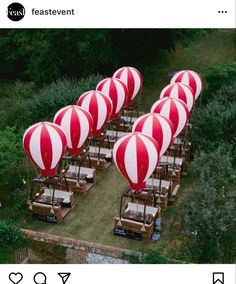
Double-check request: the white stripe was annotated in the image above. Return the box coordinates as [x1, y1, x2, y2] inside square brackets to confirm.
[141, 114, 153, 137]
[46, 125, 63, 169]
[141, 135, 158, 181]
[160, 99, 171, 118]
[124, 135, 137, 183]
[113, 134, 131, 168]
[61, 108, 72, 148]
[29, 125, 45, 170]
[130, 68, 141, 100]
[23, 122, 41, 144]
[119, 68, 128, 86]
[76, 109, 90, 148]
[80, 92, 93, 111]
[100, 79, 111, 96]
[183, 85, 194, 110]
[96, 94, 107, 130]
[174, 101, 187, 137]
[182, 72, 190, 87]
[191, 71, 202, 99]
[159, 116, 172, 157]
[170, 84, 179, 99]
[114, 80, 125, 113]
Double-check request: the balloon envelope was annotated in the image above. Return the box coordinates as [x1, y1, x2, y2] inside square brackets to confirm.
[132, 113, 174, 157]
[151, 97, 189, 138]
[77, 90, 113, 136]
[170, 70, 202, 100]
[113, 132, 160, 190]
[23, 122, 67, 177]
[96, 77, 128, 119]
[54, 105, 93, 155]
[113, 66, 143, 106]
[160, 82, 195, 112]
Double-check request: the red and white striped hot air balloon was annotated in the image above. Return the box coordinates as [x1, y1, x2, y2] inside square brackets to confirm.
[113, 132, 160, 191]
[151, 98, 189, 138]
[53, 105, 93, 155]
[113, 66, 143, 106]
[132, 113, 174, 157]
[96, 78, 128, 119]
[160, 83, 195, 112]
[170, 70, 202, 100]
[77, 90, 113, 136]
[23, 122, 67, 177]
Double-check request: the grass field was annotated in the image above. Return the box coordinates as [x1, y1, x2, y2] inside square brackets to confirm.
[23, 30, 236, 252]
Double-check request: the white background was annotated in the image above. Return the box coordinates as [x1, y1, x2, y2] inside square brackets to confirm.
[0, 0, 235, 28]
[0, 0, 235, 283]
[2, 264, 236, 283]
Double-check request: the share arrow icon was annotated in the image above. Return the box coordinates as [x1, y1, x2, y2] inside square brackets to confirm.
[58, 273, 71, 284]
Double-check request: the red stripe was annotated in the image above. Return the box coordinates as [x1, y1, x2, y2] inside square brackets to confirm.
[69, 107, 81, 154]
[153, 114, 163, 153]
[54, 106, 69, 125]
[164, 85, 173, 97]
[115, 135, 133, 186]
[23, 123, 40, 167]
[135, 135, 149, 188]
[109, 79, 118, 117]
[178, 84, 187, 105]
[188, 71, 197, 97]
[168, 100, 179, 136]
[127, 68, 135, 104]
[40, 124, 53, 173]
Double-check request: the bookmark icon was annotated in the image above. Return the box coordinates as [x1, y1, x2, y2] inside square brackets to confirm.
[213, 272, 224, 284]
[58, 273, 71, 284]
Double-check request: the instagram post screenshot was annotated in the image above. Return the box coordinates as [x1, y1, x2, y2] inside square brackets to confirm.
[0, 0, 235, 283]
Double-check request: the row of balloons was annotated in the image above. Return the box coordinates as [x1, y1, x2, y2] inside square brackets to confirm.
[23, 67, 202, 187]
[113, 70, 202, 190]
[23, 67, 142, 176]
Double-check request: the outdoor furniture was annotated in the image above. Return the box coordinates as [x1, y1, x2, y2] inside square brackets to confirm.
[89, 146, 113, 162]
[114, 187, 161, 241]
[114, 202, 160, 241]
[67, 165, 96, 183]
[29, 187, 74, 223]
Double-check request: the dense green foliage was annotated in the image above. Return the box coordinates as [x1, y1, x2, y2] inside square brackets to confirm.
[180, 148, 236, 263]
[0, 221, 27, 263]
[0, 75, 103, 129]
[191, 63, 236, 163]
[0, 29, 206, 84]
[178, 62, 236, 263]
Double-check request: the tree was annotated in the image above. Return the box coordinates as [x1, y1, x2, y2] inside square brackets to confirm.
[191, 100, 236, 163]
[190, 148, 236, 194]
[202, 62, 236, 104]
[0, 221, 27, 263]
[183, 181, 236, 263]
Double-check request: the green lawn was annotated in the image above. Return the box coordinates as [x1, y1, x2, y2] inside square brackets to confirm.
[23, 30, 236, 251]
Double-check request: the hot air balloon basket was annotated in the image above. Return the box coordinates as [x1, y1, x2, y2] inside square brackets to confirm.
[29, 188, 74, 223]
[114, 200, 160, 241]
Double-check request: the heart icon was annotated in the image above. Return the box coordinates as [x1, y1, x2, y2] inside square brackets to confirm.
[9, 272, 23, 284]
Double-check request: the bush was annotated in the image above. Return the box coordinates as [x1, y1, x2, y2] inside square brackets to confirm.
[191, 100, 236, 163]
[182, 182, 236, 263]
[190, 147, 236, 193]
[0, 127, 25, 189]
[0, 221, 27, 263]
[202, 62, 236, 104]
[0, 75, 103, 129]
